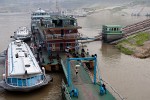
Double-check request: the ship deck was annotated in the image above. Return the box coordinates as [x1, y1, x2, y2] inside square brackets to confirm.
[41, 49, 59, 65]
[60, 53, 115, 100]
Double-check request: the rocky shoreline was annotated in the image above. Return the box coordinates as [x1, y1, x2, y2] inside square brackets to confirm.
[116, 32, 150, 58]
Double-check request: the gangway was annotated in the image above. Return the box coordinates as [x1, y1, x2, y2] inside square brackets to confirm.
[61, 54, 115, 100]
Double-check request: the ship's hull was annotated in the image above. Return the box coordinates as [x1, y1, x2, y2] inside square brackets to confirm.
[102, 34, 123, 43]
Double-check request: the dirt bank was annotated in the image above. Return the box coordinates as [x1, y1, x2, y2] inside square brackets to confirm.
[134, 41, 150, 58]
[116, 32, 150, 58]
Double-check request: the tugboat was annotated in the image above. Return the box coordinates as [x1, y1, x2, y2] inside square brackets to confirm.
[13, 27, 31, 41]
[1, 40, 52, 91]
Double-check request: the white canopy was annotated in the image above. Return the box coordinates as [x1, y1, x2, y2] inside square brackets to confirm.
[7, 40, 42, 76]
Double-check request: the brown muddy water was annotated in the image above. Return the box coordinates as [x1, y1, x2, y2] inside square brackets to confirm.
[77, 9, 150, 100]
[0, 7, 150, 100]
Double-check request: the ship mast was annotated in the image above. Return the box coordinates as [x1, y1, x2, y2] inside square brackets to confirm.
[56, 0, 59, 12]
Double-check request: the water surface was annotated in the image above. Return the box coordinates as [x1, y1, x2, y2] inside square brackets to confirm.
[0, 1, 150, 100]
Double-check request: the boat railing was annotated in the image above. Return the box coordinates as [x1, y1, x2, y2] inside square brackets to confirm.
[61, 59, 68, 79]
[46, 34, 79, 40]
[61, 79, 72, 100]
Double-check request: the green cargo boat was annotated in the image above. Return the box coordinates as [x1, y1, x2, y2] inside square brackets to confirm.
[102, 25, 123, 43]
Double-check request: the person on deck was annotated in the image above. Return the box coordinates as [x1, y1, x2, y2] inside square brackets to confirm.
[102, 84, 106, 94]
[81, 52, 85, 57]
[57, 53, 60, 60]
[49, 54, 53, 63]
[86, 49, 89, 56]
[75, 66, 79, 76]
[65, 47, 69, 53]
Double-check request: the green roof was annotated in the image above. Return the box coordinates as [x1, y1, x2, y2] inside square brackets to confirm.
[103, 25, 122, 28]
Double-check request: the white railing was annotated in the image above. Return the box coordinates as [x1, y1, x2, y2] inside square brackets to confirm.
[46, 34, 80, 40]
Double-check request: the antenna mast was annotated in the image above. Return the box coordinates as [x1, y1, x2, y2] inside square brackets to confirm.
[56, 0, 59, 12]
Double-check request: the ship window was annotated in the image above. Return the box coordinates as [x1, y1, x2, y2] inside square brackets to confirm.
[27, 78, 31, 86]
[52, 20, 57, 26]
[16, 48, 22, 50]
[16, 42, 22, 46]
[109, 28, 112, 31]
[61, 29, 64, 37]
[12, 78, 17, 86]
[70, 20, 74, 26]
[67, 43, 71, 46]
[7, 78, 11, 84]
[113, 28, 116, 31]
[22, 79, 27, 86]
[107, 28, 110, 31]
[18, 79, 22, 87]
[116, 28, 119, 31]
[25, 65, 30, 67]
[41, 75, 44, 80]
[113, 28, 119, 31]
[57, 20, 63, 27]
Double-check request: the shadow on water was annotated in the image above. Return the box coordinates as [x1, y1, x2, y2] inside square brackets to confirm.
[100, 43, 122, 68]
[101, 43, 121, 59]
[0, 84, 61, 100]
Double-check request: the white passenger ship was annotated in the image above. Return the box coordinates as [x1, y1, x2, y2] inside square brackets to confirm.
[1, 40, 52, 91]
[14, 27, 31, 41]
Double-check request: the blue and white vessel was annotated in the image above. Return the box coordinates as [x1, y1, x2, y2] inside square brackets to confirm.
[1, 40, 52, 91]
